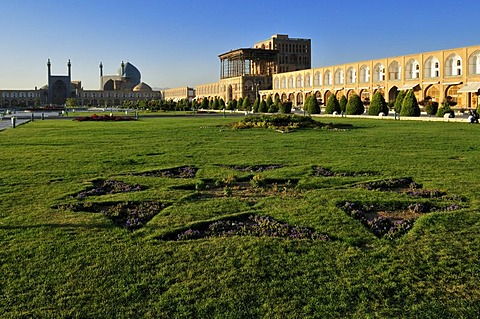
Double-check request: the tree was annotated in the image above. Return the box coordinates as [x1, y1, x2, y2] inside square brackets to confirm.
[424, 101, 439, 116]
[237, 97, 244, 110]
[242, 97, 251, 111]
[339, 95, 348, 113]
[252, 98, 260, 113]
[219, 98, 225, 110]
[368, 91, 389, 115]
[227, 99, 237, 111]
[279, 101, 292, 114]
[66, 98, 77, 108]
[400, 89, 420, 117]
[325, 94, 340, 114]
[346, 94, 364, 115]
[266, 95, 273, 109]
[394, 90, 406, 114]
[212, 97, 220, 110]
[304, 95, 320, 114]
[200, 97, 209, 109]
[259, 100, 268, 113]
[436, 100, 452, 117]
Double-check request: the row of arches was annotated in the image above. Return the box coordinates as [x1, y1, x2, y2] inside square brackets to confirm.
[273, 51, 480, 90]
[262, 83, 473, 108]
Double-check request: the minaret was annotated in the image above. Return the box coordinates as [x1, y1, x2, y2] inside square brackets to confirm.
[99, 62, 103, 77]
[121, 61, 125, 76]
[67, 59, 71, 77]
[47, 59, 51, 77]
[67, 59, 72, 100]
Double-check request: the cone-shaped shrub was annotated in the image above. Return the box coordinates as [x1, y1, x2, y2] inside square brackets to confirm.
[436, 101, 452, 117]
[238, 97, 244, 110]
[394, 90, 406, 114]
[339, 95, 348, 113]
[259, 100, 268, 113]
[201, 97, 209, 109]
[266, 95, 273, 109]
[325, 94, 341, 114]
[425, 101, 438, 116]
[252, 98, 260, 112]
[304, 95, 320, 114]
[369, 91, 389, 115]
[242, 97, 251, 111]
[279, 101, 292, 114]
[346, 94, 364, 115]
[400, 89, 420, 117]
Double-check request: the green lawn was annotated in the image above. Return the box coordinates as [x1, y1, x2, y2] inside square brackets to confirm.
[1, 116, 479, 318]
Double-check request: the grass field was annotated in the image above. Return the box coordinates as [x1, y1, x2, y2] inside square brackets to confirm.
[1, 115, 479, 318]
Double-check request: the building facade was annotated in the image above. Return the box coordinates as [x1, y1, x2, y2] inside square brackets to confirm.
[195, 34, 312, 103]
[262, 45, 480, 110]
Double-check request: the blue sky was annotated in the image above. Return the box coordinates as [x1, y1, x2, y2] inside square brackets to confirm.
[1, 0, 479, 90]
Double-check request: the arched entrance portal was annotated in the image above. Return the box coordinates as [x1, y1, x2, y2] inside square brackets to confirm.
[446, 85, 462, 107]
[296, 93, 304, 106]
[425, 85, 440, 102]
[324, 90, 332, 104]
[388, 86, 398, 102]
[52, 80, 67, 105]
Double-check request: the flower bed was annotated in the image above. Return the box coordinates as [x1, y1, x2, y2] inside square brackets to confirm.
[133, 166, 198, 178]
[217, 164, 283, 172]
[74, 114, 137, 122]
[59, 201, 169, 230]
[312, 166, 378, 177]
[74, 179, 145, 199]
[165, 214, 330, 241]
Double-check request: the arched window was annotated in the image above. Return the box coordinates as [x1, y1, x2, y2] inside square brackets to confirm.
[445, 53, 462, 76]
[334, 68, 344, 85]
[346, 67, 357, 84]
[314, 71, 322, 86]
[288, 76, 294, 88]
[274, 77, 280, 89]
[388, 61, 401, 80]
[296, 75, 303, 88]
[405, 59, 420, 80]
[359, 65, 370, 83]
[281, 76, 287, 89]
[468, 50, 480, 75]
[424, 56, 440, 78]
[373, 63, 385, 82]
[305, 73, 311, 87]
[324, 70, 332, 86]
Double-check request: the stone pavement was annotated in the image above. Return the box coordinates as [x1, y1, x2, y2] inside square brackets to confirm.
[0, 117, 31, 131]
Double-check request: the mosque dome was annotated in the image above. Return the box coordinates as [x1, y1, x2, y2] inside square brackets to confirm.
[133, 82, 152, 92]
[118, 62, 141, 85]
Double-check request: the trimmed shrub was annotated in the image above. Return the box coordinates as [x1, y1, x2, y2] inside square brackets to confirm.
[237, 97, 244, 110]
[268, 103, 279, 113]
[212, 98, 220, 110]
[424, 101, 439, 116]
[200, 97, 209, 109]
[242, 98, 251, 111]
[368, 92, 389, 116]
[304, 95, 320, 114]
[346, 94, 364, 115]
[437, 101, 453, 117]
[339, 95, 348, 113]
[400, 89, 420, 117]
[325, 94, 341, 114]
[394, 90, 406, 114]
[259, 100, 268, 113]
[266, 95, 273, 109]
[252, 98, 260, 113]
[279, 101, 292, 114]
